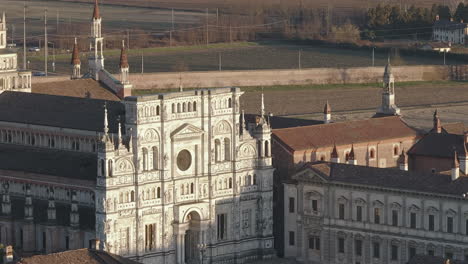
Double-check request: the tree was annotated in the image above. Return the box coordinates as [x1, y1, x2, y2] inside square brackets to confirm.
[329, 21, 361, 43]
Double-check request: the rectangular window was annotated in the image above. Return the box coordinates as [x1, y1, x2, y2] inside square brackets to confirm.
[356, 206, 362, 222]
[391, 245, 398, 261]
[20, 229, 23, 248]
[374, 208, 380, 224]
[145, 223, 156, 251]
[465, 219, 468, 235]
[373, 242, 380, 259]
[355, 239, 362, 256]
[338, 238, 345, 253]
[428, 215, 434, 231]
[447, 216, 453, 233]
[309, 236, 320, 250]
[409, 247, 416, 260]
[312, 199, 318, 212]
[289, 197, 295, 213]
[392, 210, 398, 226]
[289, 231, 295, 246]
[42, 232, 46, 250]
[428, 250, 434, 256]
[339, 204, 345, 220]
[410, 212, 417, 228]
[217, 214, 227, 240]
[65, 236, 69, 250]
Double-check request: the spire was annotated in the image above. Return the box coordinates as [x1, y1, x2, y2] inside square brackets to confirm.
[349, 145, 355, 160]
[453, 151, 460, 168]
[398, 149, 408, 171]
[104, 103, 109, 135]
[433, 110, 442, 133]
[2, 12, 5, 24]
[117, 121, 122, 145]
[71, 38, 80, 65]
[240, 110, 245, 134]
[384, 55, 392, 76]
[92, 0, 101, 19]
[331, 144, 338, 159]
[261, 89, 265, 118]
[324, 101, 331, 114]
[119, 40, 129, 69]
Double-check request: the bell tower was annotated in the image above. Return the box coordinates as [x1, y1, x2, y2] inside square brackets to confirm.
[88, 0, 105, 80]
[376, 57, 401, 116]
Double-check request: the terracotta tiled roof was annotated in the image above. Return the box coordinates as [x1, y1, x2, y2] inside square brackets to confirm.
[295, 162, 468, 196]
[71, 39, 80, 65]
[273, 116, 418, 152]
[442, 122, 466, 135]
[92, 0, 101, 19]
[32, 79, 121, 101]
[17, 248, 141, 264]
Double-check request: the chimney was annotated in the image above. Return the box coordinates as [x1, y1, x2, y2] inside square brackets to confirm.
[90, 239, 101, 251]
[436, 14, 440, 21]
[452, 151, 460, 181]
[397, 149, 408, 171]
[331, 144, 340, 163]
[324, 101, 331, 124]
[347, 145, 357, 165]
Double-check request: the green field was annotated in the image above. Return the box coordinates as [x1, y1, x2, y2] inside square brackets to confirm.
[24, 41, 460, 75]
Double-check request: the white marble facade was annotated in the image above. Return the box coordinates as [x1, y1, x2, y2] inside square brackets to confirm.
[0, 13, 31, 93]
[96, 88, 275, 263]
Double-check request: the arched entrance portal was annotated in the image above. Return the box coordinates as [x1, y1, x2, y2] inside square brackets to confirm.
[184, 211, 201, 264]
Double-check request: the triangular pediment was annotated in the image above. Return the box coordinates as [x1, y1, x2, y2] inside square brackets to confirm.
[171, 123, 204, 138]
[293, 168, 328, 183]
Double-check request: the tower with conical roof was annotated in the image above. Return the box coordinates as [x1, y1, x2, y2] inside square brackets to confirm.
[88, 0, 105, 80]
[71, 38, 81, 79]
[376, 57, 401, 116]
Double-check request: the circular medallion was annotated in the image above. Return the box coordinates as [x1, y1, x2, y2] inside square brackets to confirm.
[177, 150, 192, 171]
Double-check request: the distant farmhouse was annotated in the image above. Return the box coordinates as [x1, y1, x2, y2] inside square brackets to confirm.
[433, 15, 468, 45]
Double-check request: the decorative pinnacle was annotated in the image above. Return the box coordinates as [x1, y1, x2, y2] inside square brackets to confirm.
[454, 151, 460, 168]
[119, 40, 129, 69]
[324, 100, 331, 114]
[71, 37, 81, 65]
[92, 0, 100, 19]
[261, 88, 265, 117]
[104, 103, 109, 135]
[331, 143, 338, 159]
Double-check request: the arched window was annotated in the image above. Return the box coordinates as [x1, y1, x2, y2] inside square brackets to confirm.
[183, 102, 186, 112]
[157, 187, 161, 198]
[229, 178, 233, 188]
[146, 189, 150, 200]
[370, 149, 375, 159]
[345, 152, 350, 162]
[172, 103, 175, 113]
[125, 192, 129, 203]
[142, 148, 148, 171]
[156, 105, 160, 116]
[223, 179, 227, 189]
[119, 193, 123, 203]
[131, 191, 135, 202]
[224, 138, 231, 161]
[150, 188, 155, 199]
[181, 184, 185, 195]
[100, 159, 105, 176]
[188, 102, 192, 112]
[258, 141, 262, 158]
[177, 103, 181, 113]
[394, 146, 399, 156]
[320, 156, 325, 161]
[193, 102, 197, 111]
[215, 139, 221, 162]
[152, 146, 158, 170]
[108, 160, 113, 177]
[253, 174, 257, 185]
[265, 141, 270, 157]
[228, 98, 232, 108]
[190, 183, 194, 194]
[150, 106, 155, 116]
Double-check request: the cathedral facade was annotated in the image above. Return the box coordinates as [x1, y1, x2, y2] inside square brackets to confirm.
[0, 2, 274, 263]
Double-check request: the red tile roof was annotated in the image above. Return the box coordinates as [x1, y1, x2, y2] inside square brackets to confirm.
[273, 116, 418, 152]
[32, 79, 121, 101]
[17, 248, 140, 264]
